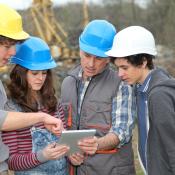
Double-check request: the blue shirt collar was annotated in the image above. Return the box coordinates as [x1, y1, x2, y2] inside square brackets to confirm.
[136, 71, 152, 92]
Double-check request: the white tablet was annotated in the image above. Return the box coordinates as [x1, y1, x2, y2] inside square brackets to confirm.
[57, 129, 96, 155]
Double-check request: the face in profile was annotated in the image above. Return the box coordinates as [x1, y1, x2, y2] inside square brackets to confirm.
[80, 50, 109, 79]
[114, 58, 146, 85]
[27, 70, 47, 91]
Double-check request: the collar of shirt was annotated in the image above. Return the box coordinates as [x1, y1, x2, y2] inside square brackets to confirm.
[78, 68, 91, 82]
[77, 68, 91, 115]
[136, 72, 152, 171]
[136, 71, 152, 93]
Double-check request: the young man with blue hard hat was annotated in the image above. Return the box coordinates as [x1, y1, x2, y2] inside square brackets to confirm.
[0, 4, 64, 175]
[106, 26, 175, 175]
[61, 19, 136, 175]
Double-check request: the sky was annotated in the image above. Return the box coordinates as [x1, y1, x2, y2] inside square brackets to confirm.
[0, 0, 100, 10]
[0, 0, 148, 10]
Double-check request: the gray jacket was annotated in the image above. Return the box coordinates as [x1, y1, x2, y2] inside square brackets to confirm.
[0, 80, 8, 172]
[147, 68, 175, 175]
[61, 64, 135, 175]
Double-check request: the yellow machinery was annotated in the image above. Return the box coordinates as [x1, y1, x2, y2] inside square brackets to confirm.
[0, 0, 89, 75]
[30, 0, 89, 61]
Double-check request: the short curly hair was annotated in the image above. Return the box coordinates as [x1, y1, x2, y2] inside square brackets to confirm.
[0, 35, 25, 45]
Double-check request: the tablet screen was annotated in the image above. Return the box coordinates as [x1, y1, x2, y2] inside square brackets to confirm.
[57, 129, 96, 155]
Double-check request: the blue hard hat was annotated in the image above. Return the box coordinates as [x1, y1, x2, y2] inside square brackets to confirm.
[79, 19, 116, 58]
[11, 36, 57, 70]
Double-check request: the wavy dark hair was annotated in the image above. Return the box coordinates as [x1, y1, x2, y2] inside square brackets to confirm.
[111, 54, 155, 70]
[7, 65, 57, 113]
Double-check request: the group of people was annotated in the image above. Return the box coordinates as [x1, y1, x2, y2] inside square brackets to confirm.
[0, 3, 175, 175]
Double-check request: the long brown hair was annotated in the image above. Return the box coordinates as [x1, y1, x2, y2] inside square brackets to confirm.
[7, 65, 57, 113]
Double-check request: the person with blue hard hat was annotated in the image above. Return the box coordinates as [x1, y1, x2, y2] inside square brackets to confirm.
[0, 4, 66, 175]
[2, 36, 83, 175]
[61, 19, 136, 175]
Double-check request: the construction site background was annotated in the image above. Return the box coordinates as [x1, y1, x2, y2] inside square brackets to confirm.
[1, 0, 175, 174]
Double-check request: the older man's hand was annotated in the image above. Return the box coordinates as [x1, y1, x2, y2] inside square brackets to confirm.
[69, 153, 84, 166]
[78, 136, 98, 155]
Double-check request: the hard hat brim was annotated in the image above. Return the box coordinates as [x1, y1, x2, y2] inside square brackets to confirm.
[1, 31, 29, 40]
[79, 39, 109, 58]
[106, 48, 157, 57]
[10, 57, 57, 70]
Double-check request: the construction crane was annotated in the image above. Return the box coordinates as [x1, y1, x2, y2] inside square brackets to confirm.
[83, 0, 89, 27]
[30, 0, 89, 61]
[0, 0, 89, 76]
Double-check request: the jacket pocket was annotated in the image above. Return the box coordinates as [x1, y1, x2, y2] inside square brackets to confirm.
[61, 102, 72, 128]
[84, 101, 112, 136]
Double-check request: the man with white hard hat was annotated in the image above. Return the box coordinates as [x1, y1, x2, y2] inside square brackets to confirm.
[106, 25, 175, 175]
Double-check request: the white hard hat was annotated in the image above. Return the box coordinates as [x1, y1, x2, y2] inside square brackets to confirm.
[106, 26, 157, 57]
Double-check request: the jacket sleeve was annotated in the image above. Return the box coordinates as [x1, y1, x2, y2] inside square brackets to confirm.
[0, 110, 8, 129]
[149, 88, 175, 173]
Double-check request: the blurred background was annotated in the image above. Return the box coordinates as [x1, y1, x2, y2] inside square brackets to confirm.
[1, 0, 175, 174]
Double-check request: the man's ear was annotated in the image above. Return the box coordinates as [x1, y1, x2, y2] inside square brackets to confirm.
[141, 59, 147, 68]
[79, 50, 82, 57]
[106, 59, 110, 63]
